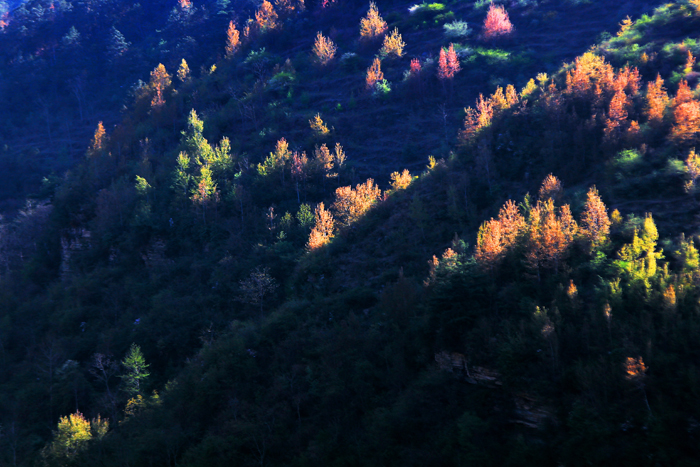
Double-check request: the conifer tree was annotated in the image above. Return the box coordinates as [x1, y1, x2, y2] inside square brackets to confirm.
[149, 64, 172, 109]
[312, 32, 337, 65]
[88, 121, 106, 157]
[177, 59, 191, 83]
[360, 2, 387, 40]
[255, 0, 278, 31]
[645, 74, 668, 125]
[121, 344, 149, 397]
[308, 202, 334, 250]
[380, 28, 405, 57]
[482, 3, 513, 40]
[366, 57, 384, 90]
[580, 186, 611, 249]
[225, 21, 240, 57]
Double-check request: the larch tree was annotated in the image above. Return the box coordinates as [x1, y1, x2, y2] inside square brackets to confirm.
[255, 0, 279, 31]
[380, 28, 405, 57]
[580, 186, 611, 249]
[670, 82, 700, 145]
[177, 59, 191, 83]
[603, 88, 629, 144]
[360, 2, 387, 40]
[331, 179, 382, 227]
[88, 121, 106, 157]
[149, 63, 172, 109]
[482, 3, 513, 40]
[312, 31, 337, 65]
[225, 21, 240, 57]
[538, 174, 562, 201]
[121, 343, 149, 397]
[475, 218, 504, 272]
[366, 57, 384, 90]
[308, 202, 334, 250]
[645, 74, 669, 125]
[42, 412, 93, 463]
[389, 169, 412, 191]
[309, 113, 329, 136]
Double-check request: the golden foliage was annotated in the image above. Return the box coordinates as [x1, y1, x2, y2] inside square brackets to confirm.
[389, 169, 412, 191]
[307, 202, 334, 250]
[580, 186, 611, 248]
[177, 59, 190, 83]
[149, 63, 171, 108]
[312, 32, 337, 65]
[646, 74, 669, 124]
[380, 28, 405, 57]
[332, 179, 382, 227]
[625, 356, 647, 380]
[314, 143, 334, 176]
[366, 57, 384, 90]
[538, 174, 562, 201]
[360, 2, 387, 39]
[255, 0, 279, 31]
[474, 199, 524, 270]
[671, 99, 700, 145]
[225, 21, 240, 57]
[89, 121, 106, 156]
[603, 88, 629, 143]
[460, 94, 493, 143]
[685, 50, 697, 75]
[617, 15, 633, 36]
[309, 113, 330, 136]
[683, 148, 700, 192]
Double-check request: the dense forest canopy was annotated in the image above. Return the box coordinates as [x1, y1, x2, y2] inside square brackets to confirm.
[2, 0, 700, 466]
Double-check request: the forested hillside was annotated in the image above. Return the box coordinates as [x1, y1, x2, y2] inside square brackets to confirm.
[3, 0, 700, 466]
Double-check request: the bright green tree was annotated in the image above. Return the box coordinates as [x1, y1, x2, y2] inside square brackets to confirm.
[121, 343, 150, 397]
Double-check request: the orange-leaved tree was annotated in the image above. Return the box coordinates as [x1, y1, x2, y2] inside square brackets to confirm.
[255, 0, 279, 31]
[225, 21, 240, 57]
[88, 121, 107, 157]
[360, 2, 387, 40]
[149, 64, 171, 108]
[579, 186, 611, 249]
[670, 81, 700, 145]
[366, 57, 384, 90]
[645, 74, 669, 126]
[482, 3, 513, 40]
[332, 179, 382, 227]
[307, 202, 334, 250]
[312, 32, 337, 65]
[538, 174, 562, 202]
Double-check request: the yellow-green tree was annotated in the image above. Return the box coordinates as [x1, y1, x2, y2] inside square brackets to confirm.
[42, 412, 93, 464]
